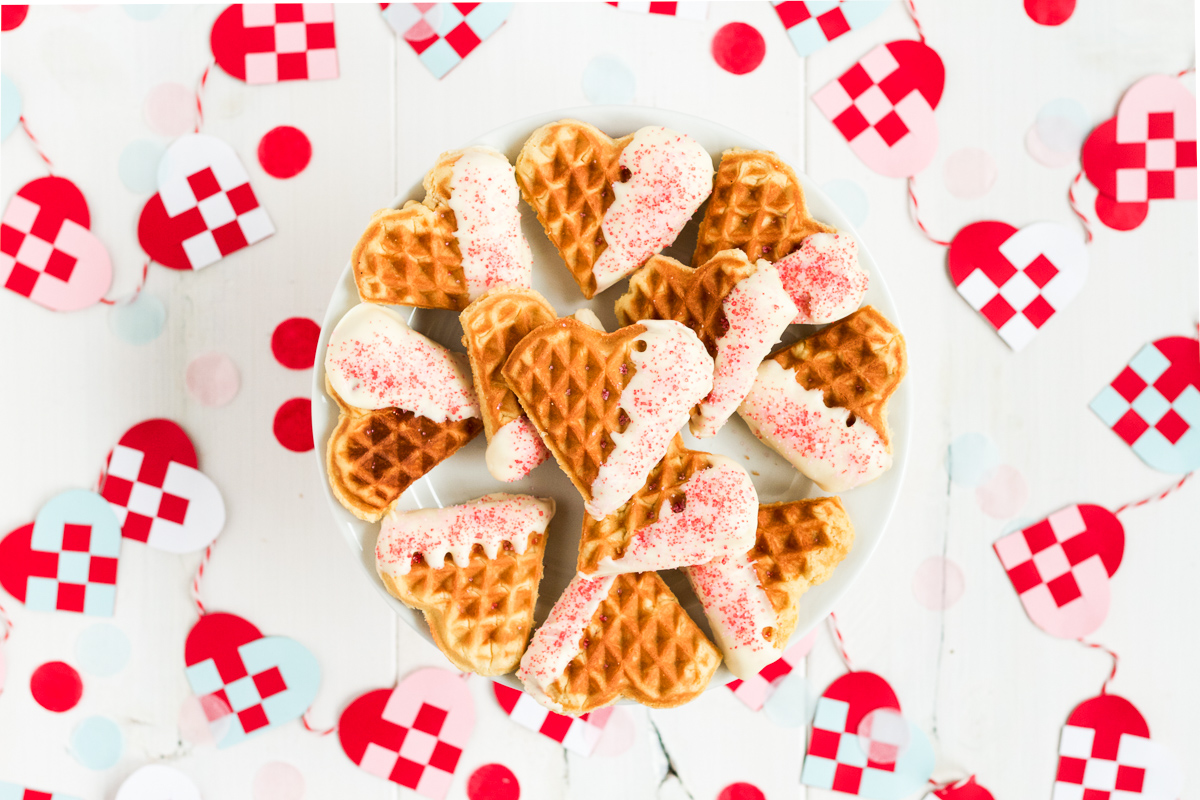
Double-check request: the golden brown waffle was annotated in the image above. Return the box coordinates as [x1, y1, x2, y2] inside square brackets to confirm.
[325, 378, 482, 522]
[379, 528, 549, 676]
[540, 572, 721, 715]
[500, 318, 641, 505]
[751, 497, 854, 646]
[692, 149, 833, 267]
[768, 305, 906, 447]
[460, 286, 558, 439]
[514, 120, 633, 299]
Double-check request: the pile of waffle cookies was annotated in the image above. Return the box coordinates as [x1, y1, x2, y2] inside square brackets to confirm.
[322, 119, 907, 716]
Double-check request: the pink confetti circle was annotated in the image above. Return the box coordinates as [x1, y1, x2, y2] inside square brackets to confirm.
[258, 126, 312, 179]
[718, 783, 766, 800]
[31, 661, 83, 712]
[144, 82, 197, 137]
[711, 23, 766, 75]
[179, 693, 232, 745]
[975, 464, 1029, 519]
[1, 5, 29, 30]
[271, 317, 320, 369]
[253, 761, 305, 800]
[591, 706, 636, 756]
[856, 708, 910, 765]
[185, 352, 241, 407]
[942, 148, 997, 199]
[1024, 0, 1075, 25]
[912, 556, 966, 610]
[274, 398, 314, 452]
[1025, 126, 1074, 168]
[467, 764, 519, 800]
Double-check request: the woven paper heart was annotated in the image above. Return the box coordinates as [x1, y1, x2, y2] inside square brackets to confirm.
[338, 669, 475, 800]
[100, 419, 226, 554]
[993, 504, 1124, 639]
[1091, 335, 1200, 474]
[381, 3, 511, 79]
[491, 681, 613, 756]
[137, 134, 274, 271]
[0, 490, 121, 617]
[183, 612, 320, 748]
[948, 221, 1087, 351]
[0, 781, 82, 800]
[726, 627, 818, 711]
[773, 1, 890, 57]
[812, 40, 945, 177]
[801, 672, 935, 799]
[1054, 694, 1183, 800]
[1, 176, 112, 311]
[606, 1, 708, 20]
[211, 4, 337, 84]
[929, 776, 994, 800]
[1082, 74, 1196, 231]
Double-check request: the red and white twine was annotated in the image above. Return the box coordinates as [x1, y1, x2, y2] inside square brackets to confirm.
[1077, 640, 1119, 695]
[1112, 471, 1194, 516]
[18, 115, 55, 173]
[906, 176, 951, 247]
[191, 544, 213, 617]
[826, 612, 856, 671]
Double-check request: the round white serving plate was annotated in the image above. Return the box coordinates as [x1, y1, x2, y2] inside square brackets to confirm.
[313, 106, 910, 692]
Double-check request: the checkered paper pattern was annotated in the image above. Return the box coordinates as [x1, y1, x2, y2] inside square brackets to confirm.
[772, 1, 889, 56]
[491, 682, 613, 756]
[725, 627, 818, 711]
[606, 2, 709, 20]
[1091, 336, 1200, 474]
[210, 4, 338, 84]
[382, 3, 512, 79]
[0, 782, 82, 800]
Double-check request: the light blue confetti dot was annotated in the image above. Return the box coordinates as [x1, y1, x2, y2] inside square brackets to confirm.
[117, 139, 164, 194]
[2, 74, 21, 142]
[122, 4, 164, 21]
[582, 55, 636, 105]
[71, 716, 123, 770]
[108, 292, 166, 345]
[947, 432, 1001, 487]
[75, 624, 131, 677]
[821, 179, 869, 227]
[763, 673, 813, 728]
[1035, 98, 1090, 153]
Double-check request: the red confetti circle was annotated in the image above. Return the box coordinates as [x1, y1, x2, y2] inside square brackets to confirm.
[271, 317, 321, 370]
[467, 764, 520, 800]
[1024, 0, 1076, 25]
[274, 398, 314, 452]
[718, 783, 766, 800]
[257, 126, 312, 179]
[711, 23, 766, 76]
[31, 661, 83, 712]
[1, 5, 29, 31]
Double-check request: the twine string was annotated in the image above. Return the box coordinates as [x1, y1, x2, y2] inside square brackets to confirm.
[194, 61, 213, 133]
[1112, 471, 1193, 516]
[1078, 639, 1118, 695]
[301, 709, 337, 736]
[826, 612, 856, 672]
[0, 599, 12, 643]
[903, 0, 927, 43]
[906, 176, 952, 246]
[1068, 170, 1095, 244]
[191, 544, 213, 617]
[18, 116, 54, 173]
[98, 259, 151, 307]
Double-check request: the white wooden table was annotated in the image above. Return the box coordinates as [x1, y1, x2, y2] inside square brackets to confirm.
[1, 3, 1197, 799]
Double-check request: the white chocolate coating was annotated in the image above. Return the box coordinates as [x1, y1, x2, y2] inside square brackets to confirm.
[485, 416, 551, 483]
[775, 233, 868, 325]
[447, 146, 533, 300]
[684, 552, 778, 680]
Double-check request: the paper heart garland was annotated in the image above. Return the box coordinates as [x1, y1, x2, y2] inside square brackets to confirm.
[607, 1, 708, 20]
[928, 776, 994, 800]
[726, 626, 818, 711]
[948, 221, 1087, 351]
[1055, 694, 1183, 800]
[773, 1, 890, 57]
[801, 671, 935, 799]
[114, 765, 202, 800]
[381, 3, 512, 79]
[491, 681, 613, 756]
[338, 669, 475, 800]
[1082, 74, 1196, 231]
[1, 176, 113, 311]
[183, 612, 320, 748]
[993, 504, 1124, 639]
[0, 781, 81, 800]
[137, 134, 274, 271]
[812, 40, 945, 178]
[0, 490, 121, 617]
[1091, 335, 1200, 474]
[100, 419, 226, 554]
[211, 4, 337, 84]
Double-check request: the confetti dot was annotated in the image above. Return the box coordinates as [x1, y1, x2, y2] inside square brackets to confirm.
[912, 556, 966, 610]
[947, 433, 1000, 487]
[856, 708, 910, 765]
[1, 5, 28, 31]
[258, 126, 312, 179]
[591, 706, 636, 756]
[1025, 126, 1074, 168]
[821, 179, 869, 227]
[711, 23, 766, 75]
[115, 765, 201, 800]
[943, 148, 997, 200]
[1, 74, 20, 141]
[118, 139, 165, 193]
[31, 661, 83, 712]
[272, 317, 321, 369]
[253, 762, 305, 800]
[718, 783, 766, 800]
[122, 4, 164, 20]
[71, 715, 123, 770]
[1036, 98, 1090, 153]
[186, 352, 241, 407]
[403, 5, 442, 42]
[274, 398, 314, 452]
[467, 764, 519, 800]
[75, 623, 131, 677]
[109, 292, 166, 345]
[582, 55, 636, 105]
[976, 465, 1029, 519]
[1024, 0, 1076, 26]
[144, 82, 197, 138]
[179, 693, 232, 746]
[763, 673, 812, 728]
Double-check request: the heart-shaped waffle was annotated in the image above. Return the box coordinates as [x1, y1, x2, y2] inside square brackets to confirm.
[517, 571, 721, 715]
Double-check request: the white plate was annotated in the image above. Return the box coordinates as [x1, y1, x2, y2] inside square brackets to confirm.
[313, 106, 910, 692]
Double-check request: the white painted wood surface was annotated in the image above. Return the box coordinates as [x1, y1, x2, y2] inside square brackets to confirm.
[1, 2, 1197, 799]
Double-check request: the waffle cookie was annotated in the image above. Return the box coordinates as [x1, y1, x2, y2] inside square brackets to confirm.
[578, 436, 758, 576]
[353, 146, 532, 310]
[774, 232, 869, 325]
[517, 571, 721, 715]
[460, 286, 558, 482]
[376, 494, 555, 675]
[692, 149, 833, 268]
[738, 305, 906, 493]
[516, 120, 713, 299]
[501, 317, 714, 520]
[684, 497, 854, 679]
[616, 249, 798, 437]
